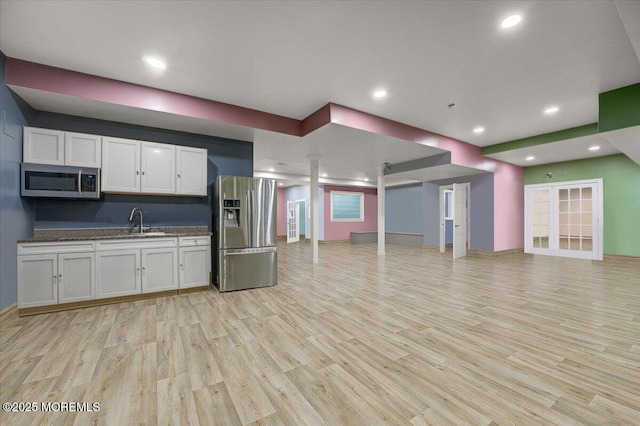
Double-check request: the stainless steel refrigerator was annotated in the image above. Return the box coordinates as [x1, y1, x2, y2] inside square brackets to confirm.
[214, 176, 277, 292]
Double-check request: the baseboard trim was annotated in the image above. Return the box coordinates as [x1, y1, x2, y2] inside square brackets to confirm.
[468, 248, 524, 257]
[178, 285, 209, 294]
[320, 239, 350, 244]
[0, 303, 18, 322]
[603, 254, 640, 265]
[18, 290, 179, 317]
[421, 245, 441, 253]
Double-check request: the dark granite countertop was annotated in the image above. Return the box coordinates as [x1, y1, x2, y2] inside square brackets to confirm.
[18, 226, 211, 243]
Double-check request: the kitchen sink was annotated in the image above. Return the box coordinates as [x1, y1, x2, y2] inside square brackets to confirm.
[114, 232, 171, 237]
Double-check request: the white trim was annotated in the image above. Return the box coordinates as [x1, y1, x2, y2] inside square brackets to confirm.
[330, 190, 365, 222]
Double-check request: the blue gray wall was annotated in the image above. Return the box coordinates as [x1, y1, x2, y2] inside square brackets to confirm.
[1, 51, 35, 310]
[30, 111, 253, 230]
[423, 173, 494, 251]
[385, 184, 424, 234]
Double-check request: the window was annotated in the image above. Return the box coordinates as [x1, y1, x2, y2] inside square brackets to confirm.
[444, 190, 453, 220]
[330, 191, 364, 222]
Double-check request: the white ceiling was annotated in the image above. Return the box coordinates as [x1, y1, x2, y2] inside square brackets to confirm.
[1, 1, 639, 186]
[486, 132, 621, 167]
[253, 124, 458, 187]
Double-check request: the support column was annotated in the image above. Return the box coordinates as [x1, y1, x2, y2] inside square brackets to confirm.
[307, 154, 321, 264]
[377, 165, 386, 256]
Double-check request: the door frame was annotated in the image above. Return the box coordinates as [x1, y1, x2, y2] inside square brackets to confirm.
[439, 183, 470, 255]
[524, 178, 603, 260]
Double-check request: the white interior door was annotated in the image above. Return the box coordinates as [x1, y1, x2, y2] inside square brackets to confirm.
[287, 201, 299, 243]
[453, 183, 468, 259]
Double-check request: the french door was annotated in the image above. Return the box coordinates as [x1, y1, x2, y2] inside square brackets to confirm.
[286, 201, 299, 243]
[525, 179, 602, 260]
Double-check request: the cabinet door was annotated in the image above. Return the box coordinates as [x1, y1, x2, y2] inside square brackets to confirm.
[141, 142, 175, 194]
[141, 248, 178, 293]
[17, 254, 58, 308]
[96, 250, 141, 297]
[58, 252, 96, 303]
[179, 246, 211, 289]
[65, 132, 102, 167]
[176, 146, 207, 196]
[101, 137, 140, 193]
[23, 127, 65, 165]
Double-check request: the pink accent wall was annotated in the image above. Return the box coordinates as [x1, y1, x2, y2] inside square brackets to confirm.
[277, 187, 286, 236]
[322, 185, 377, 241]
[493, 163, 525, 251]
[6, 58, 302, 136]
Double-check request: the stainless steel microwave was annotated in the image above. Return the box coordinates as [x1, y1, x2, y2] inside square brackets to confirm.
[21, 163, 101, 199]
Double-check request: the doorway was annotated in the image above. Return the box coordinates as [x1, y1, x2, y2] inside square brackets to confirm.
[525, 179, 603, 260]
[287, 199, 307, 244]
[297, 200, 306, 239]
[439, 183, 470, 258]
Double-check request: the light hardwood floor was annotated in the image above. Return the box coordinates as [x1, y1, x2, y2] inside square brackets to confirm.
[1, 242, 639, 425]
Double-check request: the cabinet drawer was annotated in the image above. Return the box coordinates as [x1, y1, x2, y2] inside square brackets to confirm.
[18, 241, 96, 255]
[96, 237, 177, 251]
[179, 236, 211, 247]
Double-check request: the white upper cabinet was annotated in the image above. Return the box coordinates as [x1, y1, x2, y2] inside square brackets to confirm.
[176, 146, 208, 196]
[64, 132, 102, 167]
[141, 142, 176, 194]
[101, 137, 141, 193]
[26, 126, 207, 197]
[23, 127, 65, 165]
[24, 127, 102, 167]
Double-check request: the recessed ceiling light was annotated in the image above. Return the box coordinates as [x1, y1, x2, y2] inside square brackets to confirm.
[373, 89, 387, 99]
[268, 168, 275, 172]
[278, 182, 283, 186]
[142, 56, 167, 70]
[364, 177, 369, 181]
[544, 106, 559, 115]
[589, 146, 600, 151]
[526, 156, 535, 161]
[473, 126, 485, 134]
[501, 14, 522, 29]
[322, 173, 327, 177]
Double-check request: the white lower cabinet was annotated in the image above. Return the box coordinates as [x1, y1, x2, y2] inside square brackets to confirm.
[142, 248, 178, 292]
[58, 252, 96, 303]
[17, 254, 58, 308]
[18, 235, 209, 311]
[178, 236, 211, 289]
[96, 238, 178, 297]
[96, 249, 141, 298]
[17, 241, 97, 308]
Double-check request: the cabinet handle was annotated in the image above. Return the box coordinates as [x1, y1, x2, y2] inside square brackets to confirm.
[136, 267, 140, 274]
[177, 174, 181, 178]
[180, 264, 184, 269]
[142, 171, 145, 176]
[137, 171, 140, 175]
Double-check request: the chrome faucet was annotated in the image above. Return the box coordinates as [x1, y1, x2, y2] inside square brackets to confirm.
[128, 207, 144, 233]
